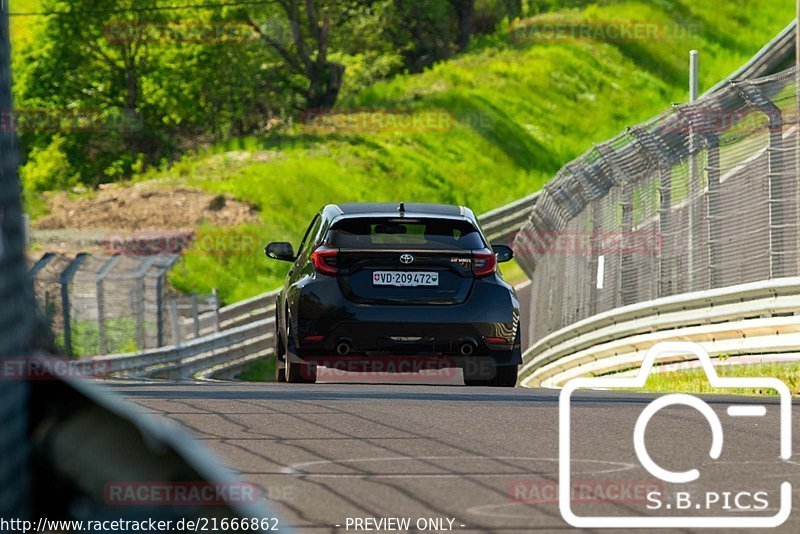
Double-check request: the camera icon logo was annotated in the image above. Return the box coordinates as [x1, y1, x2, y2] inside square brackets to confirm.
[559, 341, 792, 528]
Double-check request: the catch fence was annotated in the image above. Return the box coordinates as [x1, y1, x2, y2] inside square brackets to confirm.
[515, 66, 800, 345]
[30, 253, 219, 356]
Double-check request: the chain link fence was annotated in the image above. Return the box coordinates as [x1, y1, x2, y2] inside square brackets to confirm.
[29, 253, 219, 356]
[515, 66, 800, 346]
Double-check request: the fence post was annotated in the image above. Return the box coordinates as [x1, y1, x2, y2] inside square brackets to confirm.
[657, 163, 672, 297]
[212, 288, 220, 333]
[133, 256, 158, 352]
[767, 108, 786, 279]
[169, 296, 180, 346]
[59, 253, 89, 357]
[734, 83, 786, 279]
[29, 252, 55, 278]
[154, 254, 179, 348]
[192, 293, 200, 338]
[95, 255, 120, 356]
[687, 50, 700, 291]
[705, 135, 721, 288]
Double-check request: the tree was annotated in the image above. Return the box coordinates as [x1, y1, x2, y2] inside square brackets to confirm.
[238, 0, 378, 111]
[16, 0, 172, 183]
[448, 0, 474, 52]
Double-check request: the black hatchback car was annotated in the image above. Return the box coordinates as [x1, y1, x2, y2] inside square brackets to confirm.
[265, 202, 521, 386]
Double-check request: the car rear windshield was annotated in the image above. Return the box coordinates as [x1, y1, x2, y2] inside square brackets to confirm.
[325, 218, 486, 250]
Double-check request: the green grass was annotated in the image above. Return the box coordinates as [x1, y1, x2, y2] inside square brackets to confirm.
[56, 317, 141, 357]
[237, 356, 276, 382]
[26, 0, 796, 304]
[631, 361, 800, 396]
[10, 0, 41, 45]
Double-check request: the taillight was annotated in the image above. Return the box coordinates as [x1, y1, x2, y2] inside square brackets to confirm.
[311, 247, 339, 276]
[472, 252, 497, 277]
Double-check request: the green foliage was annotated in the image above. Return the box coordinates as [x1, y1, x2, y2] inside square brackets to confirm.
[19, 135, 78, 218]
[635, 362, 800, 397]
[159, 0, 793, 302]
[14, 0, 796, 304]
[58, 317, 140, 357]
[20, 135, 77, 193]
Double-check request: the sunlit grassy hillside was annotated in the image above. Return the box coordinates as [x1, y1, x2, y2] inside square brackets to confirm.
[25, 0, 796, 303]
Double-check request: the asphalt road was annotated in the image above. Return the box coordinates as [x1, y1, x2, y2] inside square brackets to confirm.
[111, 381, 800, 533]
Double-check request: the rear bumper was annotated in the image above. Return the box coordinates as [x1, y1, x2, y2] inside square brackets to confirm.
[287, 275, 520, 365]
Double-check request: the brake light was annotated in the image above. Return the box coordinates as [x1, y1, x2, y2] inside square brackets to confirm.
[311, 247, 339, 275]
[472, 252, 497, 277]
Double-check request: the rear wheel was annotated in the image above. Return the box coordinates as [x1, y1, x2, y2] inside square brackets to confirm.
[465, 365, 517, 387]
[274, 320, 286, 382]
[492, 365, 519, 388]
[285, 323, 317, 384]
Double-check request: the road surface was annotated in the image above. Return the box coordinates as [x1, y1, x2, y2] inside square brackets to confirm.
[112, 381, 800, 533]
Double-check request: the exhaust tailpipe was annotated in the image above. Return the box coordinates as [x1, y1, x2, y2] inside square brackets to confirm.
[459, 340, 477, 356]
[335, 339, 352, 356]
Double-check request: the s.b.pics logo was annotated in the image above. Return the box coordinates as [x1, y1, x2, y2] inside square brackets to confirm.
[559, 342, 792, 529]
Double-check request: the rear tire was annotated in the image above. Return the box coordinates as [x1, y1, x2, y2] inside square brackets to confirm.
[492, 365, 519, 388]
[464, 364, 519, 387]
[274, 321, 286, 382]
[285, 323, 317, 384]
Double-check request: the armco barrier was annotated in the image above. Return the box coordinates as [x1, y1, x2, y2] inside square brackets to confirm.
[85, 319, 270, 380]
[520, 277, 800, 388]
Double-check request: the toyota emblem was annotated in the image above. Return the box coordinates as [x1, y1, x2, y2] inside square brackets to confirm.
[400, 254, 414, 265]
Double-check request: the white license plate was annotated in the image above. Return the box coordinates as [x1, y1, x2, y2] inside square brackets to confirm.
[372, 271, 439, 287]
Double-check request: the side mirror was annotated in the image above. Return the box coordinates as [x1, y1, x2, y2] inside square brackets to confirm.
[492, 244, 514, 263]
[265, 242, 296, 262]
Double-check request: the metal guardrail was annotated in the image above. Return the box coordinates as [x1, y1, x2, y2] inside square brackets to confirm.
[183, 289, 281, 341]
[519, 277, 800, 388]
[479, 191, 540, 244]
[85, 319, 270, 379]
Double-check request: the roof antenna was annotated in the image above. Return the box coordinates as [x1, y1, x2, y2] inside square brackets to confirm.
[398, 202, 406, 214]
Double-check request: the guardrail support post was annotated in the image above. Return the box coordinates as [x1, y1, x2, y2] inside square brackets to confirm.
[212, 288, 220, 333]
[192, 293, 200, 338]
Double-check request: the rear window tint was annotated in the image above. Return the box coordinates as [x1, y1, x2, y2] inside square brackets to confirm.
[325, 218, 485, 250]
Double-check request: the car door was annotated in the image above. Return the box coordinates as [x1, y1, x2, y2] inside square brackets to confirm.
[280, 213, 324, 339]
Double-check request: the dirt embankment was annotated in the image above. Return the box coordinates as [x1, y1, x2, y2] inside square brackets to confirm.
[34, 183, 260, 232]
